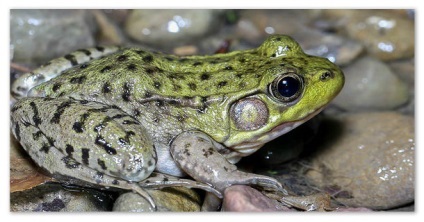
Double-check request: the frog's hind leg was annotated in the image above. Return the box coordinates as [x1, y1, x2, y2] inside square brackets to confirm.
[11, 97, 157, 208]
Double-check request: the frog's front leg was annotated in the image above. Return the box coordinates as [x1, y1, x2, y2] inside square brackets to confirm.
[170, 131, 288, 199]
[11, 97, 158, 207]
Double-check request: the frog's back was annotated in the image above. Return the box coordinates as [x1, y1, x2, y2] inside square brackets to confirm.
[33, 48, 271, 100]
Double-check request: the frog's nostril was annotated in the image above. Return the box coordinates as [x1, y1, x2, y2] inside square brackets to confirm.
[319, 71, 334, 81]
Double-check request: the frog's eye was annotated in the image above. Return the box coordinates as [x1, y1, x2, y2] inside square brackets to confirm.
[269, 73, 304, 103]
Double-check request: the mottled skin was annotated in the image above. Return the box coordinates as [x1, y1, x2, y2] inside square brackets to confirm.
[11, 35, 344, 211]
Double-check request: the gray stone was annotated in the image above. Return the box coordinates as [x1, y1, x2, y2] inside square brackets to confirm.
[124, 9, 225, 48]
[10, 184, 112, 212]
[113, 187, 201, 212]
[222, 185, 293, 212]
[10, 9, 97, 64]
[333, 56, 409, 111]
[306, 112, 414, 210]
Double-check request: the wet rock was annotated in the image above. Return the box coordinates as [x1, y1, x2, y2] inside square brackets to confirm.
[235, 9, 321, 43]
[124, 9, 226, 49]
[113, 187, 201, 212]
[292, 28, 363, 66]
[333, 56, 409, 111]
[235, 10, 363, 65]
[10, 9, 97, 64]
[222, 185, 293, 212]
[11, 183, 113, 212]
[92, 10, 127, 45]
[306, 112, 414, 210]
[388, 58, 415, 87]
[322, 9, 414, 61]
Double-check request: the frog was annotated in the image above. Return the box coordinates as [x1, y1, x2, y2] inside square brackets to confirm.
[10, 34, 344, 211]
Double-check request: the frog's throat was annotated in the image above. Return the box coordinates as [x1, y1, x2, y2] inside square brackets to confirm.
[228, 106, 326, 156]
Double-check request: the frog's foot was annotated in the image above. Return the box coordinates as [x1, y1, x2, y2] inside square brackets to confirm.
[139, 172, 222, 199]
[264, 191, 332, 211]
[11, 97, 158, 209]
[170, 131, 288, 195]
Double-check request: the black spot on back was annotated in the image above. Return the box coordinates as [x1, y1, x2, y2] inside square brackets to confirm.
[96, 46, 105, 52]
[100, 66, 112, 73]
[72, 122, 84, 133]
[153, 81, 161, 90]
[97, 159, 107, 170]
[127, 64, 137, 71]
[102, 82, 111, 94]
[122, 82, 131, 101]
[66, 144, 74, 157]
[117, 55, 128, 61]
[77, 49, 92, 56]
[64, 54, 78, 66]
[200, 73, 210, 80]
[95, 136, 117, 155]
[80, 64, 89, 69]
[81, 148, 90, 165]
[50, 100, 73, 124]
[70, 76, 86, 84]
[192, 61, 202, 66]
[217, 81, 227, 88]
[52, 83, 61, 92]
[143, 55, 154, 63]
[29, 102, 42, 126]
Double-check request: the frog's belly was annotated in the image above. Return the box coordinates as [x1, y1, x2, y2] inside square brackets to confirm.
[154, 143, 186, 177]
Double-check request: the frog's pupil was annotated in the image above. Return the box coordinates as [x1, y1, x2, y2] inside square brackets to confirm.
[278, 76, 300, 98]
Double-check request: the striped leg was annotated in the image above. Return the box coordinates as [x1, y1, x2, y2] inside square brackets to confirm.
[11, 97, 157, 207]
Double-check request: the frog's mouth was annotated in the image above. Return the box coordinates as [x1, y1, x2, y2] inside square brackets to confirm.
[228, 106, 325, 156]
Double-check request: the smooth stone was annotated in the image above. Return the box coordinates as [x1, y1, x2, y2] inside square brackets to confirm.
[306, 112, 414, 210]
[10, 9, 97, 64]
[124, 9, 225, 48]
[113, 187, 201, 212]
[222, 185, 293, 212]
[333, 56, 409, 111]
[321, 9, 414, 61]
[10, 183, 112, 212]
[235, 10, 362, 65]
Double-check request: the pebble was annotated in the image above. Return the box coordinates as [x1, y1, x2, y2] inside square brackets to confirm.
[235, 10, 363, 65]
[306, 112, 414, 210]
[11, 184, 114, 212]
[10, 9, 97, 64]
[332, 56, 409, 111]
[222, 185, 293, 212]
[113, 187, 201, 212]
[124, 9, 226, 49]
[321, 9, 414, 61]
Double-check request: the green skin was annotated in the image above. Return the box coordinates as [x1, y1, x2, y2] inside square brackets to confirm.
[11, 35, 344, 210]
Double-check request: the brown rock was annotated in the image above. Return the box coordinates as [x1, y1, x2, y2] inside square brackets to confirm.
[306, 112, 414, 210]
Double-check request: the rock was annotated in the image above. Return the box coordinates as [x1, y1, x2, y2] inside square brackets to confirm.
[306, 112, 414, 210]
[322, 9, 414, 61]
[292, 27, 363, 66]
[10, 183, 113, 212]
[235, 10, 363, 65]
[222, 185, 293, 212]
[124, 9, 225, 49]
[10, 9, 97, 64]
[113, 187, 201, 212]
[333, 56, 409, 111]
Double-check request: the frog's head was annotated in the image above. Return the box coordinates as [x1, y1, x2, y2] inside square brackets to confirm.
[223, 35, 344, 156]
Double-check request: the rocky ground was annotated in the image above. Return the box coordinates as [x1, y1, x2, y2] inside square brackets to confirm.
[10, 9, 415, 212]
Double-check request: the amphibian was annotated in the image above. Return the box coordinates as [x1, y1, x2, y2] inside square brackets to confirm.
[11, 35, 344, 210]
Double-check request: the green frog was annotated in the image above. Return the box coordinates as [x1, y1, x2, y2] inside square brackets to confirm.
[11, 35, 344, 211]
